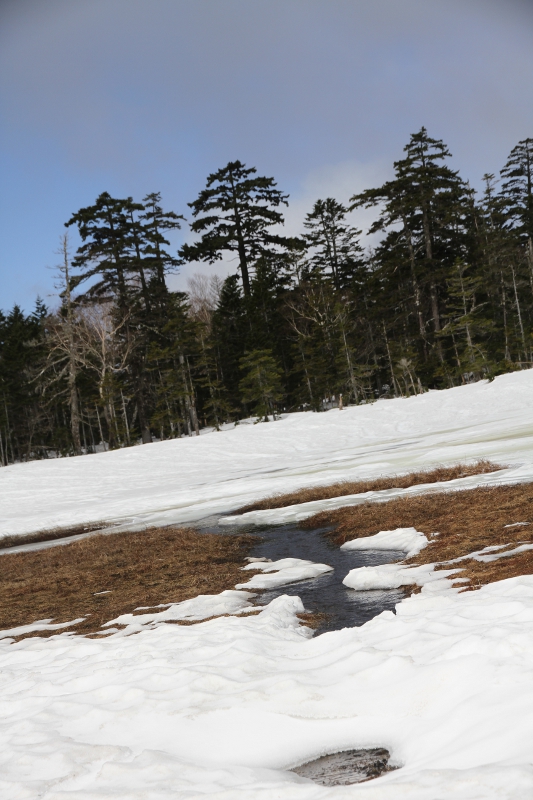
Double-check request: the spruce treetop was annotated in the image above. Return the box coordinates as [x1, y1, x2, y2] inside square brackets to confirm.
[303, 197, 364, 288]
[500, 138, 533, 244]
[179, 160, 291, 296]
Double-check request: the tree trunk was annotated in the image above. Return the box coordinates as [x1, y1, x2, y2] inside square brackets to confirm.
[69, 367, 82, 454]
[229, 169, 251, 296]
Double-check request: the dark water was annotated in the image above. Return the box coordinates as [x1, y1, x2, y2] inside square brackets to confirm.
[249, 524, 405, 635]
[201, 519, 405, 636]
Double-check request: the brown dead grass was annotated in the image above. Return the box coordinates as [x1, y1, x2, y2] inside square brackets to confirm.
[0, 522, 114, 550]
[297, 610, 330, 630]
[304, 482, 533, 590]
[235, 460, 503, 514]
[0, 526, 255, 639]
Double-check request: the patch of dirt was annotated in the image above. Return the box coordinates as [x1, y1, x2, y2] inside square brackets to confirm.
[303, 482, 533, 590]
[235, 460, 502, 514]
[0, 526, 256, 639]
[297, 610, 330, 630]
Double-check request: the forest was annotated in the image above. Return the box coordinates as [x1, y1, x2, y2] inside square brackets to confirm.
[1, 128, 532, 463]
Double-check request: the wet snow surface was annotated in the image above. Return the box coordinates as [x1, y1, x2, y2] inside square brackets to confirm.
[3, 371, 533, 797]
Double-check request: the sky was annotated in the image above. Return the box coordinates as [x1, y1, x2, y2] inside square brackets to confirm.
[1, 0, 533, 312]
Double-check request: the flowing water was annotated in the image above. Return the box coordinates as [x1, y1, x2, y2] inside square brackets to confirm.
[201, 519, 406, 636]
[2, 516, 406, 637]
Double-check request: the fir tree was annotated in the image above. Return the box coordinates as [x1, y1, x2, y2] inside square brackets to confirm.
[239, 349, 283, 421]
[180, 161, 292, 296]
[303, 198, 364, 288]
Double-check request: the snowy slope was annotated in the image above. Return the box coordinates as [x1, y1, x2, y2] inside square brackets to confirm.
[3, 369, 533, 538]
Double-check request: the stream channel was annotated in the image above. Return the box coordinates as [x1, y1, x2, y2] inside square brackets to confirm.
[1, 518, 407, 638]
[199, 519, 406, 636]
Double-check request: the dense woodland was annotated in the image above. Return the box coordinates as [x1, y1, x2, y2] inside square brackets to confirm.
[1, 129, 532, 463]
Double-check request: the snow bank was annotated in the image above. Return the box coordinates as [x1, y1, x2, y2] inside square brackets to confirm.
[0, 617, 85, 640]
[342, 562, 460, 592]
[3, 369, 533, 538]
[236, 557, 333, 590]
[219, 467, 522, 527]
[2, 578, 533, 797]
[341, 527, 428, 558]
[105, 589, 257, 633]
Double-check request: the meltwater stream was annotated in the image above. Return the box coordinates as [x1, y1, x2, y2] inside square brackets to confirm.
[201, 519, 406, 636]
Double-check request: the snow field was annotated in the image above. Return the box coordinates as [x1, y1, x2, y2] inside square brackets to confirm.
[3, 369, 533, 538]
[3, 371, 533, 796]
[2, 578, 533, 798]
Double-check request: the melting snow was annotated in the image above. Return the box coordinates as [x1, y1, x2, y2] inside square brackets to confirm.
[236, 557, 333, 590]
[2, 370, 533, 538]
[3, 371, 533, 796]
[1, 581, 533, 797]
[341, 526, 429, 558]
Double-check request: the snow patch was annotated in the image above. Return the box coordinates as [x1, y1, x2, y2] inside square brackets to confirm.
[106, 589, 257, 632]
[2, 580, 533, 796]
[0, 617, 85, 640]
[342, 561, 460, 593]
[341, 526, 428, 558]
[236, 557, 333, 590]
[3, 369, 533, 537]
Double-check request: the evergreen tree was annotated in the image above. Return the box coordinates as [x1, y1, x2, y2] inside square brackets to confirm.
[139, 192, 184, 308]
[239, 349, 283, 421]
[500, 138, 533, 241]
[500, 138, 533, 285]
[66, 191, 183, 443]
[351, 127, 471, 380]
[0, 302, 47, 462]
[65, 192, 139, 312]
[211, 275, 247, 409]
[303, 198, 364, 288]
[180, 161, 292, 296]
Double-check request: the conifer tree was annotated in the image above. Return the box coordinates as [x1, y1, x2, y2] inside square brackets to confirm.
[239, 349, 283, 421]
[139, 192, 184, 304]
[180, 161, 292, 296]
[303, 198, 364, 288]
[211, 275, 247, 408]
[351, 127, 470, 376]
[500, 138, 533, 282]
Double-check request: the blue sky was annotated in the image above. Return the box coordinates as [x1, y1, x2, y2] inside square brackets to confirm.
[1, 0, 533, 312]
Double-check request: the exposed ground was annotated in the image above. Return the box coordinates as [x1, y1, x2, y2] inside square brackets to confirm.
[0, 521, 115, 550]
[235, 460, 502, 513]
[4, 465, 533, 644]
[0, 526, 255, 639]
[304, 482, 533, 590]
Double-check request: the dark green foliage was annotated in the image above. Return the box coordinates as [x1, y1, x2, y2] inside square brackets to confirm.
[0, 302, 48, 463]
[3, 133, 533, 462]
[500, 138, 533, 245]
[303, 197, 364, 289]
[239, 349, 283, 421]
[179, 160, 296, 296]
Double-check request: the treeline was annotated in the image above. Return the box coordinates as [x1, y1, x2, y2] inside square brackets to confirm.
[1, 129, 532, 463]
